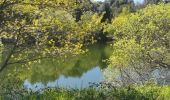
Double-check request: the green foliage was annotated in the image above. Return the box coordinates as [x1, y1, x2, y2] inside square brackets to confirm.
[1, 85, 170, 100]
[108, 39, 143, 67]
[27, 85, 170, 100]
[0, 0, 103, 71]
[106, 3, 170, 68]
[78, 11, 103, 43]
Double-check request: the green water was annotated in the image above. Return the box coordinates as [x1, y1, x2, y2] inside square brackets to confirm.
[0, 43, 113, 90]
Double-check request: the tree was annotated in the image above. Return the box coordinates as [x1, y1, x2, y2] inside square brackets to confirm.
[107, 0, 135, 16]
[0, 0, 103, 72]
[106, 3, 170, 69]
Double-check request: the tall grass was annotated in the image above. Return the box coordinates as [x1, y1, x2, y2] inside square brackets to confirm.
[0, 84, 170, 100]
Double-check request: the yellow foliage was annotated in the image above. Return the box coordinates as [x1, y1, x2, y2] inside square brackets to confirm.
[0, 0, 103, 68]
[106, 3, 170, 68]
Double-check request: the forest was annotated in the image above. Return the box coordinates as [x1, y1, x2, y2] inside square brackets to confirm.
[0, 0, 170, 99]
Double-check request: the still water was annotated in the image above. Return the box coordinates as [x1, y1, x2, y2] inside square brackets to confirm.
[0, 43, 113, 91]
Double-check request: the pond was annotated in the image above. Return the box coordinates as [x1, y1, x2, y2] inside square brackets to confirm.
[0, 43, 113, 91]
[1, 43, 170, 92]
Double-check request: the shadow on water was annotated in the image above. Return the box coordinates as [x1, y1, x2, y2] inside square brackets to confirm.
[0, 43, 113, 90]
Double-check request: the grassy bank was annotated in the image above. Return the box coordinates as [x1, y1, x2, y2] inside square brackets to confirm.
[1, 84, 170, 100]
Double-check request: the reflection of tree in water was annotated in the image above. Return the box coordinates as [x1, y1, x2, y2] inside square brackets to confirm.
[96, 43, 113, 69]
[4, 43, 113, 84]
[67, 60, 83, 77]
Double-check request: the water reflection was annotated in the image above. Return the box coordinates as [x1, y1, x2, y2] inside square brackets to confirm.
[0, 43, 113, 90]
[24, 67, 103, 91]
[25, 43, 112, 84]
